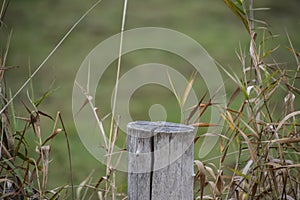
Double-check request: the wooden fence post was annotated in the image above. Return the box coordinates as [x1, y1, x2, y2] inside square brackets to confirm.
[127, 121, 194, 200]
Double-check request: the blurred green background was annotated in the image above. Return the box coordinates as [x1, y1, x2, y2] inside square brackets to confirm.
[2, 0, 299, 190]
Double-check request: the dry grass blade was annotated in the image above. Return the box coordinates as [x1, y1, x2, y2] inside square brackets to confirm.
[186, 92, 206, 124]
[192, 98, 213, 124]
[287, 47, 300, 58]
[181, 70, 197, 108]
[237, 128, 256, 161]
[191, 122, 218, 127]
[167, 70, 181, 104]
[207, 181, 217, 199]
[49, 185, 69, 200]
[0, 30, 12, 82]
[0, 0, 10, 28]
[98, 191, 104, 200]
[227, 87, 241, 107]
[77, 170, 94, 199]
[41, 145, 50, 195]
[264, 137, 300, 144]
[200, 133, 230, 141]
[75, 81, 108, 149]
[42, 128, 62, 146]
[58, 112, 75, 200]
[194, 160, 206, 200]
[221, 112, 256, 161]
[249, 32, 263, 84]
[276, 111, 300, 132]
[205, 166, 216, 181]
[215, 170, 224, 196]
[240, 119, 259, 140]
[105, 1, 129, 199]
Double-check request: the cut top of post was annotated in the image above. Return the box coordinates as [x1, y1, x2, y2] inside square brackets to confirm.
[127, 121, 195, 200]
[127, 121, 194, 137]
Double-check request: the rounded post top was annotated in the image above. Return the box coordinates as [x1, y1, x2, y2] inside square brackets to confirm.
[127, 121, 194, 134]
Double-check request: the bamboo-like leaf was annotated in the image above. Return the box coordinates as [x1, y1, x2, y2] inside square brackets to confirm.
[35, 86, 60, 107]
[219, 63, 249, 99]
[233, 1, 245, 15]
[262, 45, 280, 58]
[223, 0, 249, 32]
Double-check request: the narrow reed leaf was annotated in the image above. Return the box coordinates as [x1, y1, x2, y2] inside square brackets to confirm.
[167, 70, 181, 105]
[181, 70, 197, 108]
[223, 0, 249, 32]
[35, 86, 60, 107]
[262, 45, 280, 58]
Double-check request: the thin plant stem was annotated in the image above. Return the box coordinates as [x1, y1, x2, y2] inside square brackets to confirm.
[106, 0, 128, 199]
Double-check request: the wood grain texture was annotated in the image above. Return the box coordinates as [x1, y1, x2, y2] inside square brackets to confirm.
[127, 121, 194, 200]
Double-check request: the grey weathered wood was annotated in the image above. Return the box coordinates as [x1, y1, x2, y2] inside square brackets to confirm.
[127, 121, 194, 200]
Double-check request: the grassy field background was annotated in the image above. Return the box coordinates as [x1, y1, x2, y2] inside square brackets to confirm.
[3, 0, 300, 190]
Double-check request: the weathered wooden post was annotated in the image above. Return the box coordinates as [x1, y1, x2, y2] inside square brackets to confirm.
[127, 121, 194, 200]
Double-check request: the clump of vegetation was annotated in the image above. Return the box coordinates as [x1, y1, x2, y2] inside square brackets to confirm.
[0, 0, 299, 199]
[0, 1, 74, 199]
[193, 0, 300, 199]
